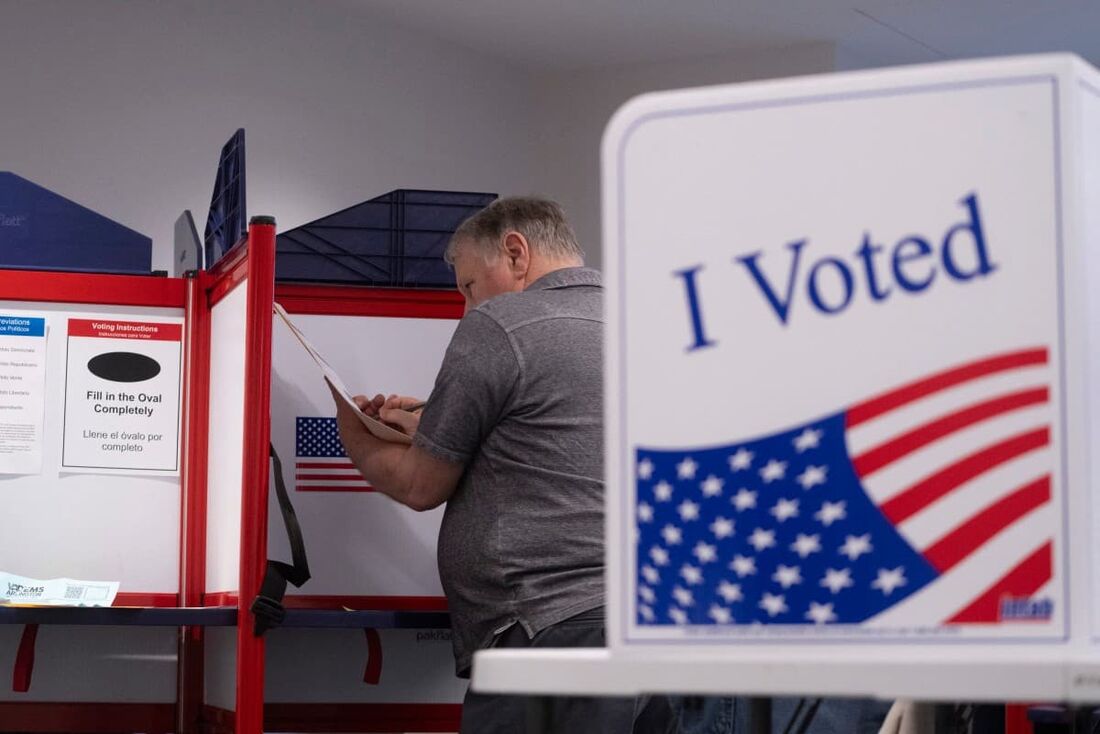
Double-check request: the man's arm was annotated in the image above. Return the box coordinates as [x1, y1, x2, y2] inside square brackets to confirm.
[330, 384, 463, 511]
[329, 309, 517, 508]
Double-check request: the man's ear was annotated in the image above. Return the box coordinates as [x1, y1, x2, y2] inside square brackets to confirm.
[502, 232, 530, 279]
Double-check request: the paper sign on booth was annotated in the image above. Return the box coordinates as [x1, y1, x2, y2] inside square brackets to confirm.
[0, 570, 119, 607]
[61, 318, 183, 475]
[0, 313, 47, 474]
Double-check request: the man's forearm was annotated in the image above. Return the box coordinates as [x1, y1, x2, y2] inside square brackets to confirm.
[341, 431, 419, 507]
[340, 430, 458, 511]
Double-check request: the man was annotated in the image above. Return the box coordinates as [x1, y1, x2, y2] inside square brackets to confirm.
[330, 197, 666, 733]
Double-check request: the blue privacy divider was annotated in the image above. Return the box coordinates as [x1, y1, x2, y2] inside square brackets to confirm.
[203, 129, 246, 270]
[275, 189, 496, 288]
[0, 172, 151, 275]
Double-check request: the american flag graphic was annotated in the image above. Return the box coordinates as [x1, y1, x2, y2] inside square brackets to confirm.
[634, 347, 1056, 628]
[295, 417, 373, 492]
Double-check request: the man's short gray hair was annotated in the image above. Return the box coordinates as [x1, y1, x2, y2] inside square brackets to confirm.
[445, 196, 584, 265]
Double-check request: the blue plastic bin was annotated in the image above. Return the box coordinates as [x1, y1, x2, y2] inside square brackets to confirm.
[0, 172, 151, 275]
[275, 189, 496, 288]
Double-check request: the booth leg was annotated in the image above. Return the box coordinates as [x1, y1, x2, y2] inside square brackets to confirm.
[11, 624, 38, 693]
[362, 628, 382, 684]
[177, 625, 204, 734]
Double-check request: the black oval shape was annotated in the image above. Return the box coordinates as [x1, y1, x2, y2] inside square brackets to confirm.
[87, 352, 161, 383]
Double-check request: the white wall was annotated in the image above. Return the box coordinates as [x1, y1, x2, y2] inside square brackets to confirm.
[0, 0, 540, 272]
[835, 44, 886, 72]
[532, 43, 840, 266]
[0, 3, 841, 273]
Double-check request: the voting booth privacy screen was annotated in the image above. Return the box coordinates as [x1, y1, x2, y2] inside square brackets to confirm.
[270, 306, 456, 601]
[265, 284, 469, 718]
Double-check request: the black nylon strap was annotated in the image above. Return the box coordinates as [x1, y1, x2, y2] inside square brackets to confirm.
[251, 443, 311, 636]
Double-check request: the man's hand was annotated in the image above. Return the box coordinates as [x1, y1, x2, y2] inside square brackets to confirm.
[327, 380, 378, 450]
[324, 381, 457, 511]
[354, 392, 387, 418]
[332, 383, 423, 438]
[378, 394, 424, 437]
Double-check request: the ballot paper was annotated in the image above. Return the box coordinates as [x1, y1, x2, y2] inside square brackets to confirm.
[0, 571, 119, 607]
[273, 303, 412, 445]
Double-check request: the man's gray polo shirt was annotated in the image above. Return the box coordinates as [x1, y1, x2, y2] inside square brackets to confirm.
[413, 267, 605, 676]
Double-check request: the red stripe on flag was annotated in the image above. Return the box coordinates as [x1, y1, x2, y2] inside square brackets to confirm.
[296, 485, 376, 492]
[946, 542, 1053, 623]
[295, 455, 373, 491]
[852, 387, 1049, 477]
[879, 428, 1049, 524]
[923, 476, 1051, 572]
[846, 348, 1049, 428]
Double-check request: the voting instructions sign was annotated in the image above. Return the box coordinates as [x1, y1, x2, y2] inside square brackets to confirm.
[62, 318, 183, 474]
[602, 58, 1090, 647]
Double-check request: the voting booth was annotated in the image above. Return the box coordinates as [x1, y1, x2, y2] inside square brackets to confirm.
[473, 54, 1100, 704]
[263, 283, 467, 731]
[0, 219, 283, 734]
[0, 201, 470, 732]
[0, 268, 188, 731]
[0, 157, 487, 734]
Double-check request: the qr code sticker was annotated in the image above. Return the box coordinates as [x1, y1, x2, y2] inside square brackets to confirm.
[84, 586, 109, 601]
[64, 585, 84, 600]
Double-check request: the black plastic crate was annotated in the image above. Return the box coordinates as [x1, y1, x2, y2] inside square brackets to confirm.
[275, 189, 497, 288]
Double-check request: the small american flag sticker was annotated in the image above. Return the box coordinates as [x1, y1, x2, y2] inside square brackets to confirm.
[295, 417, 373, 492]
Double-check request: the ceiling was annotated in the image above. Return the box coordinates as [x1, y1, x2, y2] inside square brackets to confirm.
[350, 0, 1100, 72]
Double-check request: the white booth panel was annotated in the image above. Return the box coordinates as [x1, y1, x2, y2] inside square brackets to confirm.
[0, 301, 183, 593]
[203, 626, 238, 711]
[0, 626, 177, 702]
[269, 312, 457, 598]
[205, 284, 248, 594]
[264, 628, 466, 704]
